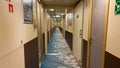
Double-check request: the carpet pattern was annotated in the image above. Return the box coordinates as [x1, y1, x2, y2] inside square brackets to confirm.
[41, 27, 80, 68]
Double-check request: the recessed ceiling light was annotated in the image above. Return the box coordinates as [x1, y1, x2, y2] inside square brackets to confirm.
[53, 15, 61, 18]
[61, 13, 65, 15]
[23, 0, 32, 3]
[50, 9, 54, 11]
[56, 15, 61, 18]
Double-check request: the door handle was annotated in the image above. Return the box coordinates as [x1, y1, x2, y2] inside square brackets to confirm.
[90, 35, 95, 45]
[90, 36, 93, 45]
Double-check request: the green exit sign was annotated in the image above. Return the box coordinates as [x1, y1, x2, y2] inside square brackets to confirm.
[115, 0, 120, 15]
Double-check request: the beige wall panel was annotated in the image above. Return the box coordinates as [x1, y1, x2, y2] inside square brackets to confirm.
[0, 46, 25, 68]
[40, 6, 45, 34]
[0, 0, 37, 68]
[0, 0, 23, 57]
[83, 0, 90, 40]
[23, 0, 38, 44]
[66, 11, 74, 33]
[106, 0, 120, 58]
[23, 24, 37, 44]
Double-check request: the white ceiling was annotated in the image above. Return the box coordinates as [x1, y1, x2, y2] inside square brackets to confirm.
[40, 0, 80, 8]
[39, 0, 80, 21]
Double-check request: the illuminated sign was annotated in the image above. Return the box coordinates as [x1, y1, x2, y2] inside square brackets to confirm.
[115, 0, 120, 15]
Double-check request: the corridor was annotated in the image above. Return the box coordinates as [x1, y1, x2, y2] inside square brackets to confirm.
[0, 0, 120, 68]
[41, 27, 80, 68]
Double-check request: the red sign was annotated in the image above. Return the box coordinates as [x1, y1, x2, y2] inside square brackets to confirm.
[8, 4, 14, 13]
[8, 0, 14, 13]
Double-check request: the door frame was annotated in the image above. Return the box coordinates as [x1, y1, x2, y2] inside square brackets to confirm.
[102, 0, 110, 68]
[86, 0, 93, 67]
[86, 0, 110, 68]
[36, 1, 43, 61]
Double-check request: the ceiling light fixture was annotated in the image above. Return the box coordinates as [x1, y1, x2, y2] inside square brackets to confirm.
[61, 13, 65, 15]
[50, 9, 54, 11]
[55, 15, 61, 18]
[53, 15, 61, 18]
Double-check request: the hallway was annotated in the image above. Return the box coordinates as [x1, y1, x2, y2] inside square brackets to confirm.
[0, 0, 120, 68]
[41, 27, 80, 68]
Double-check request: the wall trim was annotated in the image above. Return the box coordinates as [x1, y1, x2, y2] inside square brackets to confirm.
[0, 45, 24, 59]
[102, 0, 110, 68]
[0, 37, 38, 63]
[23, 36, 38, 44]
[87, 0, 93, 68]
[104, 51, 120, 68]
[106, 51, 120, 59]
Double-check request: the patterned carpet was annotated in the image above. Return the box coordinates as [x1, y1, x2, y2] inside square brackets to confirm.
[41, 27, 80, 68]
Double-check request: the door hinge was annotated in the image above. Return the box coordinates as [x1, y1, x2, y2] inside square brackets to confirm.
[80, 29, 83, 38]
